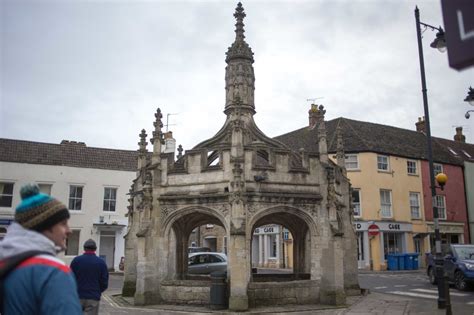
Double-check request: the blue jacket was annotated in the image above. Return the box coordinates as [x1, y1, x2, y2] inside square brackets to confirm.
[0, 223, 82, 315]
[71, 251, 109, 300]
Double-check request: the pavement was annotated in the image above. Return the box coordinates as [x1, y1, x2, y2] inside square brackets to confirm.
[100, 270, 471, 315]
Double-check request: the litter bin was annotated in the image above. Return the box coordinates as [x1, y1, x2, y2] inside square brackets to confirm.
[404, 253, 414, 270]
[397, 254, 406, 270]
[412, 254, 419, 270]
[406, 253, 419, 270]
[387, 254, 398, 270]
[210, 271, 228, 310]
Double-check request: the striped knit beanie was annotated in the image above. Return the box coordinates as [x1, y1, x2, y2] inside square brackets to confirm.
[15, 184, 70, 232]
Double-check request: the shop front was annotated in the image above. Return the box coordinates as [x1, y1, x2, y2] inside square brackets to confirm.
[355, 221, 413, 271]
[427, 221, 466, 247]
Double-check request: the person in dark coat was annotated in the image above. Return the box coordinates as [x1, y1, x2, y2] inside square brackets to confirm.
[70, 239, 109, 315]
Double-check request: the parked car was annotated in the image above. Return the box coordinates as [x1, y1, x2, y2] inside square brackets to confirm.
[427, 244, 474, 290]
[188, 246, 211, 253]
[188, 252, 227, 274]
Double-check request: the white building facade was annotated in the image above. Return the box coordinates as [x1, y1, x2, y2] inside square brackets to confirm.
[0, 138, 138, 271]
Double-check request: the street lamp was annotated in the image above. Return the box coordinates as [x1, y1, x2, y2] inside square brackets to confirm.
[464, 87, 474, 119]
[414, 6, 451, 313]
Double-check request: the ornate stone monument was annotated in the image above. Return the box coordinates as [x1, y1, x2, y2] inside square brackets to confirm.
[123, 2, 359, 311]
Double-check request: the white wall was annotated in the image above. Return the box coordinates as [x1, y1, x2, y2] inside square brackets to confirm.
[0, 161, 135, 271]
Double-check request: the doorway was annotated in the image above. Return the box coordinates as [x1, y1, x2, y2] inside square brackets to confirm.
[99, 231, 115, 270]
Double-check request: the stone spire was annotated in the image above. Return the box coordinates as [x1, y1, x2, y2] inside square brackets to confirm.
[224, 2, 255, 115]
[151, 108, 164, 165]
[137, 129, 148, 172]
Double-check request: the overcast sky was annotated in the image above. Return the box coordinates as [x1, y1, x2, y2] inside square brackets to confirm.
[1, 0, 473, 153]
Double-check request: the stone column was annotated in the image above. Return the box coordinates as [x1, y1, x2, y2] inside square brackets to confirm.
[320, 235, 346, 305]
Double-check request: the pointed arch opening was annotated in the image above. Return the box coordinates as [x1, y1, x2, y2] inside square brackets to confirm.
[249, 207, 315, 282]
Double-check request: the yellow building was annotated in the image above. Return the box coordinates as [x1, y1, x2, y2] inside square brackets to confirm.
[276, 115, 436, 271]
[344, 152, 428, 270]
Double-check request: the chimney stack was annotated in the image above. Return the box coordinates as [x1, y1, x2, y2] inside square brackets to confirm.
[308, 104, 318, 130]
[454, 127, 466, 143]
[162, 131, 176, 154]
[415, 117, 426, 133]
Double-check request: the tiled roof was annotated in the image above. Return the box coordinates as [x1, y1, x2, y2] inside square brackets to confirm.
[275, 117, 474, 166]
[0, 138, 139, 172]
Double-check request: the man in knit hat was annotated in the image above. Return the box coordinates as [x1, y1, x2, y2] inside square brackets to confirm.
[0, 184, 82, 314]
[71, 238, 109, 315]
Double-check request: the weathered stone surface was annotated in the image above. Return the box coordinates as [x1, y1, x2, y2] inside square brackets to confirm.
[123, 2, 358, 312]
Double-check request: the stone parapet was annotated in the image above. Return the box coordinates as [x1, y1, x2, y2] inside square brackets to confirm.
[247, 280, 320, 307]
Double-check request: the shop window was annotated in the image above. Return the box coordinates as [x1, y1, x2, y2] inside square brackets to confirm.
[0, 182, 14, 207]
[352, 189, 361, 217]
[383, 232, 403, 259]
[357, 232, 364, 261]
[410, 192, 421, 219]
[380, 189, 392, 218]
[65, 230, 80, 256]
[269, 234, 277, 258]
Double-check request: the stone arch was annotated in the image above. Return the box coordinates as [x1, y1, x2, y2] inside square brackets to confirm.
[248, 206, 317, 278]
[162, 206, 229, 279]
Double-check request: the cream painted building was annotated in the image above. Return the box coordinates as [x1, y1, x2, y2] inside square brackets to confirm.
[277, 116, 471, 271]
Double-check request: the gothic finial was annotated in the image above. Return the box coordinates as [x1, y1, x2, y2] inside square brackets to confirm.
[177, 144, 183, 159]
[226, 2, 254, 63]
[234, 2, 246, 42]
[138, 129, 148, 152]
[151, 108, 164, 145]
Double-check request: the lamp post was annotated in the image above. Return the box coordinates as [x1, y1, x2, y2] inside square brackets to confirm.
[414, 6, 452, 313]
[464, 87, 474, 119]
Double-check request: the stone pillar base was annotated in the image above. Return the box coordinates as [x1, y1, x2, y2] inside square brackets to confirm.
[122, 281, 136, 297]
[134, 291, 160, 306]
[320, 289, 346, 305]
[229, 295, 249, 311]
[345, 284, 361, 296]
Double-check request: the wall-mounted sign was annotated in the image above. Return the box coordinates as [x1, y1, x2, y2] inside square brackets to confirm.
[441, 0, 474, 70]
[368, 224, 380, 236]
[254, 226, 279, 235]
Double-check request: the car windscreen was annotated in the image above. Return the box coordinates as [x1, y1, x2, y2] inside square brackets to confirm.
[453, 246, 474, 260]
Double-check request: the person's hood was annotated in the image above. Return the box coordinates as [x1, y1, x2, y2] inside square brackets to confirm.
[0, 222, 58, 259]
